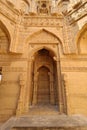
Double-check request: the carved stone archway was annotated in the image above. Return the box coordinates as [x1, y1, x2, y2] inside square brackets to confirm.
[32, 49, 56, 106]
[16, 29, 67, 115]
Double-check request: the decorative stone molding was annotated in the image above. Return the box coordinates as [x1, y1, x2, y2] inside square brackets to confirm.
[16, 73, 26, 115]
[1, 80, 18, 84]
[6, 0, 14, 7]
[72, 0, 82, 9]
[62, 67, 87, 72]
[62, 19, 73, 54]
[23, 16, 63, 27]
[0, 62, 10, 66]
[0, 0, 19, 23]
[67, 2, 87, 25]
[62, 73, 67, 113]
[0, 55, 27, 60]
[61, 57, 87, 61]
[2, 67, 26, 72]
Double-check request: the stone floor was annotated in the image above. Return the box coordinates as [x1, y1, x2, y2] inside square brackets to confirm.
[1, 115, 87, 130]
[28, 105, 59, 115]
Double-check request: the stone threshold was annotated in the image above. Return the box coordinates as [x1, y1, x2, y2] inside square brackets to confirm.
[1, 115, 87, 130]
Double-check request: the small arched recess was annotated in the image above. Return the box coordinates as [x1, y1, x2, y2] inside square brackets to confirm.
[77, 24, 87, 54]
[0, 20, 11, 53]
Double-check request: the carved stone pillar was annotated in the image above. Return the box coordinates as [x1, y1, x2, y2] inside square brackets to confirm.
[16, 73, 25, 115]
[24, 57, 34, 113]
[10, 15, 22, 53]
[53, 56, 64, 113]
[48, 72, 55, 105]
[32, 72, 39, 105]
[62, 74, 67, 114]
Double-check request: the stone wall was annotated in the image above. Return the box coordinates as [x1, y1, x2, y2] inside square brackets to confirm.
[0, 0, 87, 123]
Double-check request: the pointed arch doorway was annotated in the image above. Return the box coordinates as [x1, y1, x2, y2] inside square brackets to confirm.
[16, 29, 67, 115]
[31, 49, 58, 107]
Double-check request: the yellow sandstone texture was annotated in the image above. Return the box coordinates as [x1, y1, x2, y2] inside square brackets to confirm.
[0, 0, 87, 128]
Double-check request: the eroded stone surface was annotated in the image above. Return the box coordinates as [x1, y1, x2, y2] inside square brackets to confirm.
[0, 1, 87, 128]
[1, 115, 87, 130]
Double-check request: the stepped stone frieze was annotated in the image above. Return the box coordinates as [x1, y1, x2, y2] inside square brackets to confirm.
[22, 16, 63, 27]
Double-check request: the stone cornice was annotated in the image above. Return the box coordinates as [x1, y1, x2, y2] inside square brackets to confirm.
[60, 57, 87, 61]
[62, 67, 87, 72]
[0, 0, 20, 23]
[0, 0, 19, 15]
[68, 1, 87, 16]
[22, 15, 63, 27]
[67, 1, 87, 25]
[2, 67, 26, 72]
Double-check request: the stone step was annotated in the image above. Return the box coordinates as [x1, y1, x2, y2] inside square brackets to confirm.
[1, 115, 87, 130]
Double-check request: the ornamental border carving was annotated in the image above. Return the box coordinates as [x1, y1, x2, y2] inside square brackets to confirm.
[2, 67, 26, 72]
[1, 80, 18, 84]
[23, 16, 63, 27]
[62, 67, 87, 72]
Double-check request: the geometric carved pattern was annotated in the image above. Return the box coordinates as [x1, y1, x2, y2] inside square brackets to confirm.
[23, 17, 63, 27]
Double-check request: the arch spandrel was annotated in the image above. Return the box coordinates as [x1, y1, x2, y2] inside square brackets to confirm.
[26, 29, 63, 58]
[26, 29, 62, 44]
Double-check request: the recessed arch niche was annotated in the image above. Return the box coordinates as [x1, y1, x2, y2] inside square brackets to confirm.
[78, 30, 87, 54]
[0, 21, 10, 53]
[77, 24, 87, 54]
[31, 49, 58, 106]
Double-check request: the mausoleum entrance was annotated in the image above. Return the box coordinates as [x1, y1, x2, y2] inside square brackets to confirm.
[16, 30, 67, 115]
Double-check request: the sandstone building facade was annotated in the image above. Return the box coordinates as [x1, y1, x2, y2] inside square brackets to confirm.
[0, 0, 87, 130]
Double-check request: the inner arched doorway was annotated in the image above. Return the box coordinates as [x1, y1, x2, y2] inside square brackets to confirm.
[31, 49, 58, 107]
